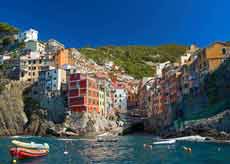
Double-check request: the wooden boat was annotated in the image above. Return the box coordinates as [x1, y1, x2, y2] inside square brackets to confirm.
[12, 140, 49, 150]
[153, 139, 176, 145]
[10, 147, 48, 159]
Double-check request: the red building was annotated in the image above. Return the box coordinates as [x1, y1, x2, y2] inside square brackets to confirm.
[68, 73, 99, 113]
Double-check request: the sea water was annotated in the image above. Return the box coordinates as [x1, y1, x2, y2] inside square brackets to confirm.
[0, 135, 230, 164]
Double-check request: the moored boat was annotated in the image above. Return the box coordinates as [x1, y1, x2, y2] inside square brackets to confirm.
[153, 139, 176, 145]
[170, 135, 207, 142]
[10, 147, 48, 159]
[12, 140, 49, 150]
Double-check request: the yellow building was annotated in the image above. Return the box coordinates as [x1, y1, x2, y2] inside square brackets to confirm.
[205, 42, 230, 72]
[98, 88, 105, 116]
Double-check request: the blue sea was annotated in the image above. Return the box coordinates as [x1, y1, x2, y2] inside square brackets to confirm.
[0, 135, 230, 164]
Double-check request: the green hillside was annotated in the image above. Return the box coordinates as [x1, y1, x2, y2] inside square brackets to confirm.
[80, 45, 187, 78]
[0, 22, 19, 35]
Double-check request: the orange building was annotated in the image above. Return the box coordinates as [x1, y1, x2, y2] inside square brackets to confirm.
[54, 49, 75, 68]
[205, 42, 230, 72]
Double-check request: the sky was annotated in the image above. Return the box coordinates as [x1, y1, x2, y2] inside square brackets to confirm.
[1, 0, 230, 48]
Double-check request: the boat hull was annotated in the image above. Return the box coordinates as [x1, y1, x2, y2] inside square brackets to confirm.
[10, 147, 48, 159]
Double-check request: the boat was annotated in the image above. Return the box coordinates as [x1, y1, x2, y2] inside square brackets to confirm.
[96, 136, 118, 142]
[12, 140, 49, 150]
[171, 135, 207, 142]
[10, 147, 48, 159]
[153, 139, 176, 145]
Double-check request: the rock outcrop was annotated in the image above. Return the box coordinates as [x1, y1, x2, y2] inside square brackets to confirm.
[160, 110, 230, 140]
[63, 111, 118, 136]
[24, 109, 56, 136]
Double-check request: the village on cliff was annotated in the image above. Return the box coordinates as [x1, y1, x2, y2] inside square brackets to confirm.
[0, 27, 229, 137]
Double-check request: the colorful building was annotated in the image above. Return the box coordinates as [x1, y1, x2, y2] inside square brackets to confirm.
[39, 66, 66, 96]
[180, 45, 208, 95]
[95, 72, 113, 116]
[18, 52, 51, 82]
[98, 86, 105, 116]
[152, 62, 181, 116]
[126, 80, 139, 109]
[112, 85, 127, 113]
[138, 77, 154, 116]
[68, 73, 99, 113]
[204, 42, 230, 72]
[54, 49, 75, 68]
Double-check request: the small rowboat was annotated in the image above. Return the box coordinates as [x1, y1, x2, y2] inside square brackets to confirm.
[153, 139, 176, 145]
[12, 140, 49, 150]
[10, 147, 48, 159]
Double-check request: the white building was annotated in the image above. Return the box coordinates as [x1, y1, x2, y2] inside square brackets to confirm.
[18, 28, 38, 42]
[39, 66, 66, 96]
[156, 61, 171, 77]
[25, 40, 45, 52]
[113, 88, 127, 113]
[46, 39, 64, 53]
[104, 61, 114, 70]
[0, 55, 11, 64]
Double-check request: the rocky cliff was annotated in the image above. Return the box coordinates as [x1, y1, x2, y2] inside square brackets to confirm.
[0, 80, 28, 135]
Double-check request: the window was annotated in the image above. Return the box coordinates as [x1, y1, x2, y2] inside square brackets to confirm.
[33, 60, 36, 64]
[28, 61, 31, 64]
[32, 72, 35, 76]
[76, 81, 80, 88]
[39, 60, 42, 64]
[222, 48, 226, 55]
